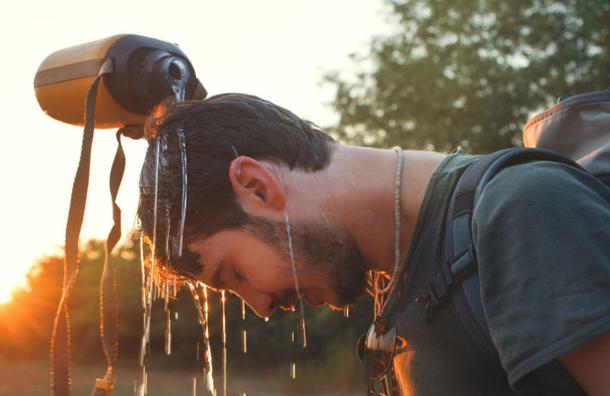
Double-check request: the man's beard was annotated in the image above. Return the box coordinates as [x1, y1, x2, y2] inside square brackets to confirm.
[245, 216, 368, 309]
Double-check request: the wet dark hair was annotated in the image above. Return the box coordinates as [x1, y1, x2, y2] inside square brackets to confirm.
[138, 93, 336, 276]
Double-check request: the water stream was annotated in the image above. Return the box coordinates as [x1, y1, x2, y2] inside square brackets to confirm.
[135, 79, 320, 395]
[221, 290, 228, 396]
[284, 212, 308, 348]
[189, 283, 216, 396]
[241, 300, 247, 354]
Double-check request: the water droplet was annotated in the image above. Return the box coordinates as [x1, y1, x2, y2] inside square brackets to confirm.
[264, 317, 269, 322]
[343, 306, 350, 318]
[290, 362, 296, 380]
[172, 82, 186, 101]
[241, 330, 248, 354]
[165, 309, 172, 355]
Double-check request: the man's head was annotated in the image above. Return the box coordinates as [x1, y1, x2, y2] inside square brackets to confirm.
[138, 93, 367, 317]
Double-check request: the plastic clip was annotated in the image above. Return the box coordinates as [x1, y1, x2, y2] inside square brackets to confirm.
[93, 378, 113, 396]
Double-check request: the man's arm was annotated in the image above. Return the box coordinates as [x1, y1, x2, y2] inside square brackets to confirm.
[560, 331, 610, 396]
[473, 161, 610, 393]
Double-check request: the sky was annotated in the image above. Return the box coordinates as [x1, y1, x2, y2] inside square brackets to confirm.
[0, 0, 392, 302]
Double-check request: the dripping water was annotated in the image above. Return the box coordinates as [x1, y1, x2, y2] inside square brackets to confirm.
[160, 70, 189, 365]
[136, 73, 191, 396]
[290, 362, 296, 380]
[177, 127, 188, 258]
[171, 79, 186, 102]
[203, 286, 215, 395]
[136, 137, 162, 393]
[343, 306, 350, 318]
[138, 238, 148, 368]
[296, 300, 307, 348]
[135, 366, 147, 396]
[221, 290, 228, 396]
[284, 212, 307, 348]
[241, 300, 247, 354]
[145, 138, 161, 346]
[163, 273, 172, 358]
[241, 330, 248, 354]
[164, 309, 172, 355]
[143, 366, 147, 395]
[139, 237, 146, 308]
[189, 283, 216, 396]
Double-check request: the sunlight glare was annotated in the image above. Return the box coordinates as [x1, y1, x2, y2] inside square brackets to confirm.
[0, 270, 26, 304]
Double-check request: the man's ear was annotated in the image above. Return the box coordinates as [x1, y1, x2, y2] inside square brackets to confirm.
[228, 156, 286, 213]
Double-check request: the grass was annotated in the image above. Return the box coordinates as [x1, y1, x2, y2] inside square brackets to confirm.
[0, 356, 363, 396]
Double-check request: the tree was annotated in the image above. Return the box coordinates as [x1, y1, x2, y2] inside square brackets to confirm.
[326, 0, 610, 153]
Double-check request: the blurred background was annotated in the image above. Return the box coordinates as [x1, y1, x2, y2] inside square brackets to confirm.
[0, 0, 609, 395]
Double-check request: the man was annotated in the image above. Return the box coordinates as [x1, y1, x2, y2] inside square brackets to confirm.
[138, 93, 610, 395]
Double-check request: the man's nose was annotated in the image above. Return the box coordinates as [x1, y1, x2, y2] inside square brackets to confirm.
[234, 289, 275, 319]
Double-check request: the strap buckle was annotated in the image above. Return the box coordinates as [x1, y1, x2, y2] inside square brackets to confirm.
[368, 373, 394, 396]
[422, 245, 477, 318]
[93, 378, 114, 396]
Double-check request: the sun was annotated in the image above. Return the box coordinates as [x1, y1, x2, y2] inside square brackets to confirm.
[0, 290, 13, 305]
[0, 270, 27, 305]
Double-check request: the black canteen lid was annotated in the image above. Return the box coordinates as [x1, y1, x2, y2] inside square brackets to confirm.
[104, 34, 207, 114]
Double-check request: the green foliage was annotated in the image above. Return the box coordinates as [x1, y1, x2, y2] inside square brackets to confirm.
[326, 0, 610, 153]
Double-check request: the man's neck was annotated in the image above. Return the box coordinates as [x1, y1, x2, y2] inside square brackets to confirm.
[321, 145, 446, 273]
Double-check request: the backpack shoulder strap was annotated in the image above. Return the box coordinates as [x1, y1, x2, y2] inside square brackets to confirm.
[425, 147, 581, 359]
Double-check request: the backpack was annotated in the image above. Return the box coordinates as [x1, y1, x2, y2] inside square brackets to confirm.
[424, 88, 610, 359]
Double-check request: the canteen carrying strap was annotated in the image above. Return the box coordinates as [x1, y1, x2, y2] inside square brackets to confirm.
[40, 34, 208, 396]
[93, 130, 126, 396]
[50, 58, 122, 396]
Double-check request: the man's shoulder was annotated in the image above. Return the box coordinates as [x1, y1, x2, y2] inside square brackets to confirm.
[487, 159, 594, 193]
[476, 159, 609, 216]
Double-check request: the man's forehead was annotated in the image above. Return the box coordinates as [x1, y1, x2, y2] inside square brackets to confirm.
[188, 229, 235, 257]
[191, 228, 242, 255]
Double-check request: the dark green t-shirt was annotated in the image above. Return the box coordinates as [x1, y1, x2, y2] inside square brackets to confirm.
[473, 160, 610, 393]
[384, 153, 610, 396]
